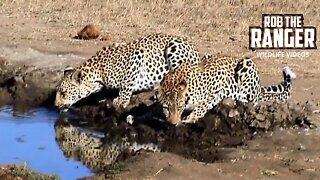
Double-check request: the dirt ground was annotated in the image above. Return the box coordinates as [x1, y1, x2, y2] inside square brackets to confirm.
[0, 165, 59, 180]
[0, 0, 319, 179]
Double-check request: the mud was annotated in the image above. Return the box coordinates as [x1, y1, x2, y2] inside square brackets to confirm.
[0, 60, 318, 175]
[64, 93, 317, 167]
[0, 58, 59, 111]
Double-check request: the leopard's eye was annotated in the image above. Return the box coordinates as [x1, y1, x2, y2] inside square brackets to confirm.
[60, 91, 66, 97]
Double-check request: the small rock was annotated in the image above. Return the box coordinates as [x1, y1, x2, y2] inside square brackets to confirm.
[228, 109, 239, 118]
[126, 115, 135, 125]
[14, 76, 24, 84]
[304, 100, 317, 113]
[298, 144, 307, 151]
[261, 169, 278, 176]
[221, 98, 235, 108]
[256, 114, 265, 121]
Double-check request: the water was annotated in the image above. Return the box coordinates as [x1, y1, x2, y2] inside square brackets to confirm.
[0, 106, 94, 180]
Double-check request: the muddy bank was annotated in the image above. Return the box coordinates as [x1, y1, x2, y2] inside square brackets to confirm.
[0, 58, 60, 111]
[60, 95, 317, 170]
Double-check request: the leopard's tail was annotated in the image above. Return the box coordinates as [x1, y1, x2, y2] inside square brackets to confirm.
[259, 66, 296, 102]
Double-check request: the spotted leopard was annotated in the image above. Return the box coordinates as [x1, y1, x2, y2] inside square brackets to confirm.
[157, 55, 296, 125]
[54, 33, 200, 110]
[54, 120, 159, 170]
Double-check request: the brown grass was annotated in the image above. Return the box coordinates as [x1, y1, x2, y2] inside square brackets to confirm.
[0, 0, 319, 74]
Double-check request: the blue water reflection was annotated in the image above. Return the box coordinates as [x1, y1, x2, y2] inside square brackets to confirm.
[0, 106, 93, 180]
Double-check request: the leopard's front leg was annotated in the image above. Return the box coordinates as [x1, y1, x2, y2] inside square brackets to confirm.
[182, 94, 221, 124]
[113, 85, 134, 109]
[113, 49, 144, 109]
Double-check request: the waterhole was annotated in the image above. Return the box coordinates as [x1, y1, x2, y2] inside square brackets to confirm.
[0, 106, 94, 179]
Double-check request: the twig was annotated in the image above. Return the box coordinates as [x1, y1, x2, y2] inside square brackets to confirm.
[303, 86, 313, 91]
[313, 110, 320, 114]
[153, 168, 164, 177]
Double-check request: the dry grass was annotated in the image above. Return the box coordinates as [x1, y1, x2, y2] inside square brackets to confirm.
[0, 0, 319, 74]
[1, 0, 318, 41]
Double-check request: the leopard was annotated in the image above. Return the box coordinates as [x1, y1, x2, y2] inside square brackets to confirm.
[157, 55, 296, 125]
[54, 120, 159, 170]
[54, 33, 200, 111]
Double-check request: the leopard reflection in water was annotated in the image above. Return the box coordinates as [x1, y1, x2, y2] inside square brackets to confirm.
[54, 117, 160, 171]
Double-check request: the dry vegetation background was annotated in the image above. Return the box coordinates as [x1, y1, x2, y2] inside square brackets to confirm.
[1, 0, 318, 50]
[0, 0, 319, 80]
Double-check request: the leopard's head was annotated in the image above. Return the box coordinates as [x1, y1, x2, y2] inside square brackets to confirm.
[157, 76, 188, 125]
[54, 66, 102, 111]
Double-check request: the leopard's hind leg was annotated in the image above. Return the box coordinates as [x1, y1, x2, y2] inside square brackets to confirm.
[234, 58, 261, 104]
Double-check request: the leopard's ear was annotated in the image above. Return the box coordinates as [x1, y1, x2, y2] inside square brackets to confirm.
[177, 79, 187, 92]
[64, 66, 74, 77]
[71, 69, 82, 84]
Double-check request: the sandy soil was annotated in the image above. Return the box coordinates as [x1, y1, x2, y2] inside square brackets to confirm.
[0, 0, 319, 179]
